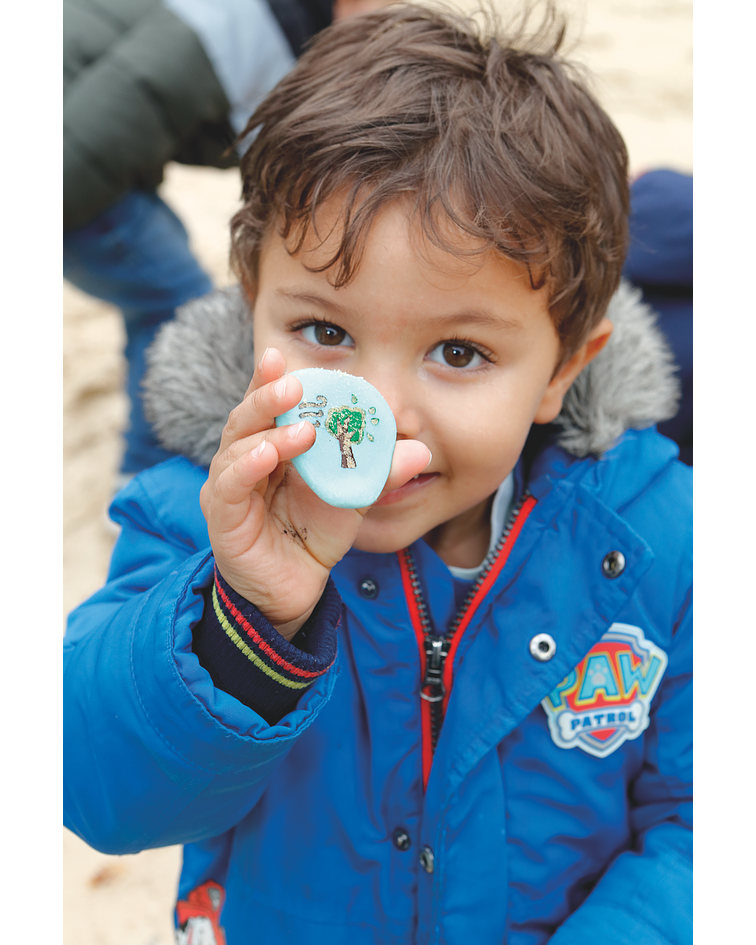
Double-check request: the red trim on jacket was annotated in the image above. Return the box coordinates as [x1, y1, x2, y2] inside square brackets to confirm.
[398, 494, 537, 790]
[442, 494, 537, 712]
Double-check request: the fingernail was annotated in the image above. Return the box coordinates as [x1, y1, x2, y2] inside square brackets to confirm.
[258, 347, 270, 372]
[251, 440, 268, 459]
[425, 449, 433, 468]
[288, 420, 306, 439]
[274, 376, 288, 399]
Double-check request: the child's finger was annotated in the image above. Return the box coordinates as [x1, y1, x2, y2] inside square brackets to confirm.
[381, 440, 433, 494]
[205, 438, 283, 536]
[219, 370, 304, 453]
[220, 418, 317, 472]
[243, 346, 288, 399]
[205, 420, 318, 529]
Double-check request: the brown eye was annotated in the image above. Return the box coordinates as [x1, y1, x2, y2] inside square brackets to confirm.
[314, 323, 347, 346]
[442, 343, 475, 367]
[427, 341, 485, 370]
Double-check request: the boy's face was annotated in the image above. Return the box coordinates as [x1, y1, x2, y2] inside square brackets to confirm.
[251, 200, 591, 566]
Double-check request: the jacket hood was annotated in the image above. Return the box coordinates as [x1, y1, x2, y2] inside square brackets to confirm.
[142, 281, 680, 469]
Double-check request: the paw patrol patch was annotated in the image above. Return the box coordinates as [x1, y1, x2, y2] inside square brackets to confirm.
[541, 623, 668, 758]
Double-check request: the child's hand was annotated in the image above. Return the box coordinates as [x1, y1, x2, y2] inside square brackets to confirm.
[200, 347, 430, 640]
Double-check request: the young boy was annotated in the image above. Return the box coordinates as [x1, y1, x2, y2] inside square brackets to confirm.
[64, 5, 692, 943]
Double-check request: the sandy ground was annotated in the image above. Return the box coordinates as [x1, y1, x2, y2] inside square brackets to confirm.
[63, 1, 692, 942]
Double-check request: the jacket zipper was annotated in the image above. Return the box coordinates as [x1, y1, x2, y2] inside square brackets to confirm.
[398, 492, 537, 789]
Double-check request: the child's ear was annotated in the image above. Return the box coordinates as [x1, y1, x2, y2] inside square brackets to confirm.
[533, 318, 613, 425]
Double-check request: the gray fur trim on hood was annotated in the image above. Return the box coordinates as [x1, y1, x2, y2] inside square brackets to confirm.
[142, 281, 680, 468]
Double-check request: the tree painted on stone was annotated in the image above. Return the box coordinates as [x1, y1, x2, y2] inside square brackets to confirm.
[298, 392, 380, 469]
[328, 402, 368, 468]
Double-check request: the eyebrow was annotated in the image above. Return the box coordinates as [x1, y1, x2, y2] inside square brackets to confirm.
[276, 289, 350, 318]
[429, 310, 524, 334]
[276, 288, 524, 333]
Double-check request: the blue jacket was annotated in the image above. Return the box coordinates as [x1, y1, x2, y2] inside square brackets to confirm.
[64, 284, 692, 944]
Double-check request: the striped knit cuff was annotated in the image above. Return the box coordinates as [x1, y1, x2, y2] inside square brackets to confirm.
[192, 567, 340, 724]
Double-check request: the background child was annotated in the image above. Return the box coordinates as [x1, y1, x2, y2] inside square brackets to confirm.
[64, 4, 692, 943]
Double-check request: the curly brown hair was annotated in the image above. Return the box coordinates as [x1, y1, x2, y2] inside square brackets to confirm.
[230, 2, 629, 359]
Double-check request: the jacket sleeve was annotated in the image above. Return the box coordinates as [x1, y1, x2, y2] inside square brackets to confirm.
[192, 566, 339, 723]
[549, 596, 693, 944]
[64, 0, 233, 229]
[63, 466, 340, 854]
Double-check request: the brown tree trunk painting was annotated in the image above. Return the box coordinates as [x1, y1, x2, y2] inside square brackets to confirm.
[326, 406, 366, 469]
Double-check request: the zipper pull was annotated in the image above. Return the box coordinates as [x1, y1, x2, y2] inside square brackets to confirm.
[421, 637, 448, 703]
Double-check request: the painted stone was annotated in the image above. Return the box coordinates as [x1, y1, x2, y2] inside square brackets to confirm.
[275, 368, 397, 509]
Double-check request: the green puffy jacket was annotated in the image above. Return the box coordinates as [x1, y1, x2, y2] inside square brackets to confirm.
[63, 0, 330, 230]
[64, 0, 231, 229]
